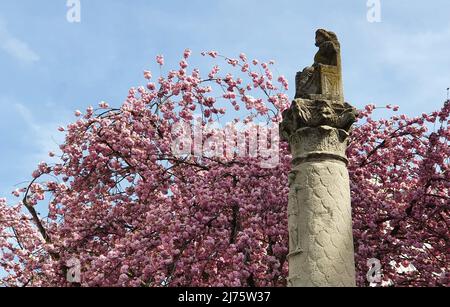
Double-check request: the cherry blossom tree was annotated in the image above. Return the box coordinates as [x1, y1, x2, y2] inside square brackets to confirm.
[0, 50, 448, 287]
[350, 103, 449, 287]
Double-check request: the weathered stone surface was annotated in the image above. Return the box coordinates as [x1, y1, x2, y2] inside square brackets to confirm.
[280, 99, 358, 140]
[295, 29, 344, 102]
[289, 126, 349, 165]
[287, 144, 356, 287]
[282, 29, 357, 287]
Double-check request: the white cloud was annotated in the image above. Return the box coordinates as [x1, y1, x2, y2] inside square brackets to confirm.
[0, 18, 40, 64]
[12, 102, 64, 161]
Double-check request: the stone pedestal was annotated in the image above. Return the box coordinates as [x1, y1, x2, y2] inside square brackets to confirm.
[281, 29, 358, 287]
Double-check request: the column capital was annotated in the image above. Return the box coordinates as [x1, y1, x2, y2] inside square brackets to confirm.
[280, 98, 358, 141]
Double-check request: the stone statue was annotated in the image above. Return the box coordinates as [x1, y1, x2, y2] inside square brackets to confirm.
[281, 29, 357, 287]
[295, 29, 344, 102]
[281, 28, 357, 141]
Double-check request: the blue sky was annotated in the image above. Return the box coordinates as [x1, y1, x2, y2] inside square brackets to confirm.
[1, 0, 450, 201]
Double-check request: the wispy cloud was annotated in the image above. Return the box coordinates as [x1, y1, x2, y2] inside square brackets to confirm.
[12, 102, 64, 161]
[0, 18, 40, 64]
[0, 97, 70, 203]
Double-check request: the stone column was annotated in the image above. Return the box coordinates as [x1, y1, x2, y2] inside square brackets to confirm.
[281, 29, 358, 287]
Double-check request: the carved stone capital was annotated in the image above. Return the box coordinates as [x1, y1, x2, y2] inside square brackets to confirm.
[280, 98, 358, 142]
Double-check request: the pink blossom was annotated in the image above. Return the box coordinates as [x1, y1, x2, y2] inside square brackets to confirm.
[277, 75, 288, 90]
[156, 55, 165, 65]
[227, 59, 239, 67]
[179, 60, 188, 69]
[99, 101, 109, 109]
[183, 48, 192, 59]
[143, 70, 152, 79]
[206, 51, 218, 58]
[239, 53, 247, 62]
